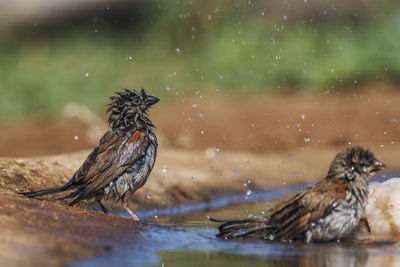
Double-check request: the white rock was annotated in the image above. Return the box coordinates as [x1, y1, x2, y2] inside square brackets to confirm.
[355, 178, 400, 240]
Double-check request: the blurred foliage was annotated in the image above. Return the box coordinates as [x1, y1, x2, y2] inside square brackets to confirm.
[0, 0, 399, 117]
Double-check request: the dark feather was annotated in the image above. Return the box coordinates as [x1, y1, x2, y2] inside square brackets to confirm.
[20, 89, 159, 218]
[213, 146, 384, 242]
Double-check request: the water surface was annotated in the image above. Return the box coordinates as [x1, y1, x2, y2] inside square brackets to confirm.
[78, 173, 400, 267]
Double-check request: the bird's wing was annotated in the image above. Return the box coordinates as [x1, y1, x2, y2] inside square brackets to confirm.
[69, 129, 149, 204]
[70, 129, 121, 184]
[270, 179, 348, 241]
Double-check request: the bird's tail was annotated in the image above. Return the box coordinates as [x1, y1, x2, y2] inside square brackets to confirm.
[210, 217, 271, 239]
[20, 180, 74, 198]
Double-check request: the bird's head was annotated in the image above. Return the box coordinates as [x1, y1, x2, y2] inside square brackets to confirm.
[107, 88, 159, 129]
[327, 146, 386, 182]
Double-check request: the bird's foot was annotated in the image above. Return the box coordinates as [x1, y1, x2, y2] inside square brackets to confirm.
[123, 201, 140, 221]
[125, 207, 139, 221]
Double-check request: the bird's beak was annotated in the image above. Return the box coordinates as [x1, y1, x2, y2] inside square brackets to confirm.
[146, 95, 160, 107]
[369, 159, 386, 172]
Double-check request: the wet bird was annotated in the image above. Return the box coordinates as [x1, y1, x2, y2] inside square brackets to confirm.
[213, 146, 386, 243]
[21, 88, 159, 220]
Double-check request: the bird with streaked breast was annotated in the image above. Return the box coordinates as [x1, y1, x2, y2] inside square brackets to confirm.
[21, 88, 159, 220]
[213, 146, 386, 243]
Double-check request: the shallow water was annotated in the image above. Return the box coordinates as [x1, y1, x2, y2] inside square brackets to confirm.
[77, 173, 400, 267]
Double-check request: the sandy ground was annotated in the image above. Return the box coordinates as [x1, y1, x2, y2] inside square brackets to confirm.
[1, 84, 400, 265]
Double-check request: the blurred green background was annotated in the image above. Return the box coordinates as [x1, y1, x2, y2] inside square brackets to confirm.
[0, 0, 399, 117]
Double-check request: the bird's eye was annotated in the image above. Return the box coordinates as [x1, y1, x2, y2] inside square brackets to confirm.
[132, 97, 140, 105]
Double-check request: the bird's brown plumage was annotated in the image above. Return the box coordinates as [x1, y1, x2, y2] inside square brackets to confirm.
[68, 128, 150, 205]
[267, 179, 348, 241]
[214, 146, 385, 243]
[21, 89, 159, 220]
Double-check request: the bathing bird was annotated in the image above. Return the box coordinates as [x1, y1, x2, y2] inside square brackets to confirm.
[21, 88, 159, 220]
[213, 146, 385, 243]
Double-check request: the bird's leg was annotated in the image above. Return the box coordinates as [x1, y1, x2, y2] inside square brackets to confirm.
[122, 199, 139, 221]
[97, 199, 109, 214]
[359, 217, 371, 234]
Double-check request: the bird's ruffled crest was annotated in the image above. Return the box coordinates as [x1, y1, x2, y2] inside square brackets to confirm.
[107, 88, 155, 129]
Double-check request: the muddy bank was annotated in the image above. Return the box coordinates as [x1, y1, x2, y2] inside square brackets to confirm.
[1, 144, 400, 265]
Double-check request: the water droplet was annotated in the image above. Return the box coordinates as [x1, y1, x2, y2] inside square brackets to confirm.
[200, 130, 204, 135]
[146, 193, 151, 199]
[215, 148, 220, 153]
[355, 132, 359, 137]
[243, 182, 247, 187]
[192, 104, 197, 108]
[246, 189, 252, 196]
[283, 15, 287, 20]
[384, 130, 388, 135]
[195, 89, 200, 94]
[74, 135, 79, 140]
[289, 153, 294, 158]
[128, 56, 133, 61]
[380, 144, 384, 148]
[301, 114, 306, 120]
[304, 136, 310, 142]
[162, 165, 168, 173]
[199, 113, 203, 117]
[261, 11, 264, 16]
[85, 73, 89, 77]
[232, 170, 237, 175]
[208, 14, 212, 20]
[176, 48, 181, 54]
